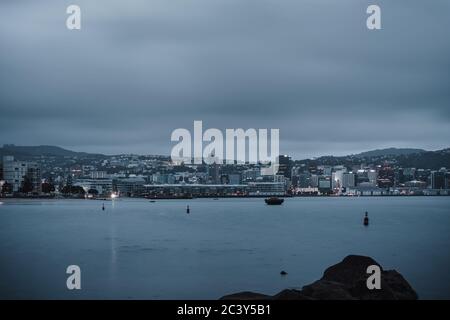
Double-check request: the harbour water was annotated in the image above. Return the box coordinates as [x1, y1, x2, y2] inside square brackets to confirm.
[0, 197, 449, 299]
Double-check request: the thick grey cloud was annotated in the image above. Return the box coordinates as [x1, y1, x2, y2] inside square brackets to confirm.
[0, 0, 449, 158]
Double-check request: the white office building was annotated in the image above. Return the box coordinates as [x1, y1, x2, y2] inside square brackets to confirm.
[2, 156, 41, 193]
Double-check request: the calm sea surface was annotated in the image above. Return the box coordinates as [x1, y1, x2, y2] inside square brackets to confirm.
[0, 197, 449, 299]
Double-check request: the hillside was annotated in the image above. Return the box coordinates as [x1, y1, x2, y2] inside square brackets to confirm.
[355, 148, 426, 158]
[0, 144, 103, 159]
[295, 148, 450, 170]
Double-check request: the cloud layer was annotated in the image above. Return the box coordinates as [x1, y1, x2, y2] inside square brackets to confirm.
[1, 0, 449, 158]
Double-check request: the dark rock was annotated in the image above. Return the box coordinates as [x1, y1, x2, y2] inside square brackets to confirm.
[219, 255, 418, 300]
[301, 280, 356, 300]
[379, 270, 418, 300]
[220, 291, 271, 300]
[272, 289, 311, 300]
[322, 255, 382, 286]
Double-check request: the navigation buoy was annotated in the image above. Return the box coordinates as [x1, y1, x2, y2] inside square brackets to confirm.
[186, 205, 190, 214]
[102, 203, 105, 211]
[363, 211, 369, 226]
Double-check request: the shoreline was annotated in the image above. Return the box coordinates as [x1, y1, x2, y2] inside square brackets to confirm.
[1, 194, 449, 201]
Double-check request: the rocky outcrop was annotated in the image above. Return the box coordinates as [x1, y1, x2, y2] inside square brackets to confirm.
[220, 255, 418, 300]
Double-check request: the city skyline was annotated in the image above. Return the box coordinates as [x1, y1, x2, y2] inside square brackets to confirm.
[1, 0, 449, 159]
[2, 146, 449, 198]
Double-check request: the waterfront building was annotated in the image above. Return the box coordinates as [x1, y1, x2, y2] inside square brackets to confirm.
[152, 173, 175, 184]
[273, 174, 286, 183]
[416, 169, 431, 183]
[332, 169, 346, 190]
[395, 168, 405, 186]
[356, 169, 369, 185]
[342, 172, 356, 188]
[296, 187, 319, 195]
[73, 178, 113, 196]
[209, 162, 220, 184]
[346, 185, 388, 196]
[446, 172, 450, 189]
[404, 180, 427, 189]
[403, 168, 416, 181]
[247, 182, 285, 196]
[26, 162, 42, 194]
[310, 174, 319, 188]
[1, 156, 41, 193]
[431, 171, 446, 189]
[368, 170, 378, 186]
[318, 176, 332, 195]
[113, 177, 146, 197]
[296, 172, 312, 188]
[220, 174, 241, 185]
[143, 183, 248, 197]
[377, 165, 394, 188]
[276, 155, 292, 179]
[242, 168, 261, 182]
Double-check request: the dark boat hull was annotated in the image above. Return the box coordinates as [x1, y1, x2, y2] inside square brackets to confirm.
[265, 198, 284, 205]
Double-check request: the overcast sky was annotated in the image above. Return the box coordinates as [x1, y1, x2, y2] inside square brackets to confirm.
[0, 0, 449, 159]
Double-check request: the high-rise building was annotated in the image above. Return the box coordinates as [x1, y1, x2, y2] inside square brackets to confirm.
[377, 165, 394, 188]
[395, 168, 404, 186]
[276, 155, 292, 179]
[342, 172, 356, 188]
[431, 171, 445, 189]
[205, 153, 220, 184]
[368, 170, 378, 186]
[322, 166, 332, 176]
[332, 169, 346, 190]
[310, 174, 319, 188]
[26, 162, 42, 194]
[416, 169, 430, 183]
[2, 156, 41, 193]
[445, 172, 450, 189]
[403, 168, 416, 181]
[318, 176, 332, 194]
[295, 172, 312, 188]
[210, 162, 220, 184]
[356, 169, 369, 185]
[308, 163, 318, 175]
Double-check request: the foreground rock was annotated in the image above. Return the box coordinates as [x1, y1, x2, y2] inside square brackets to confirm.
[220, 255, 418, 300]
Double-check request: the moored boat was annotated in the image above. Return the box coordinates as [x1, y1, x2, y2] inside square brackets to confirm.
[265, 197, 284, 205]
